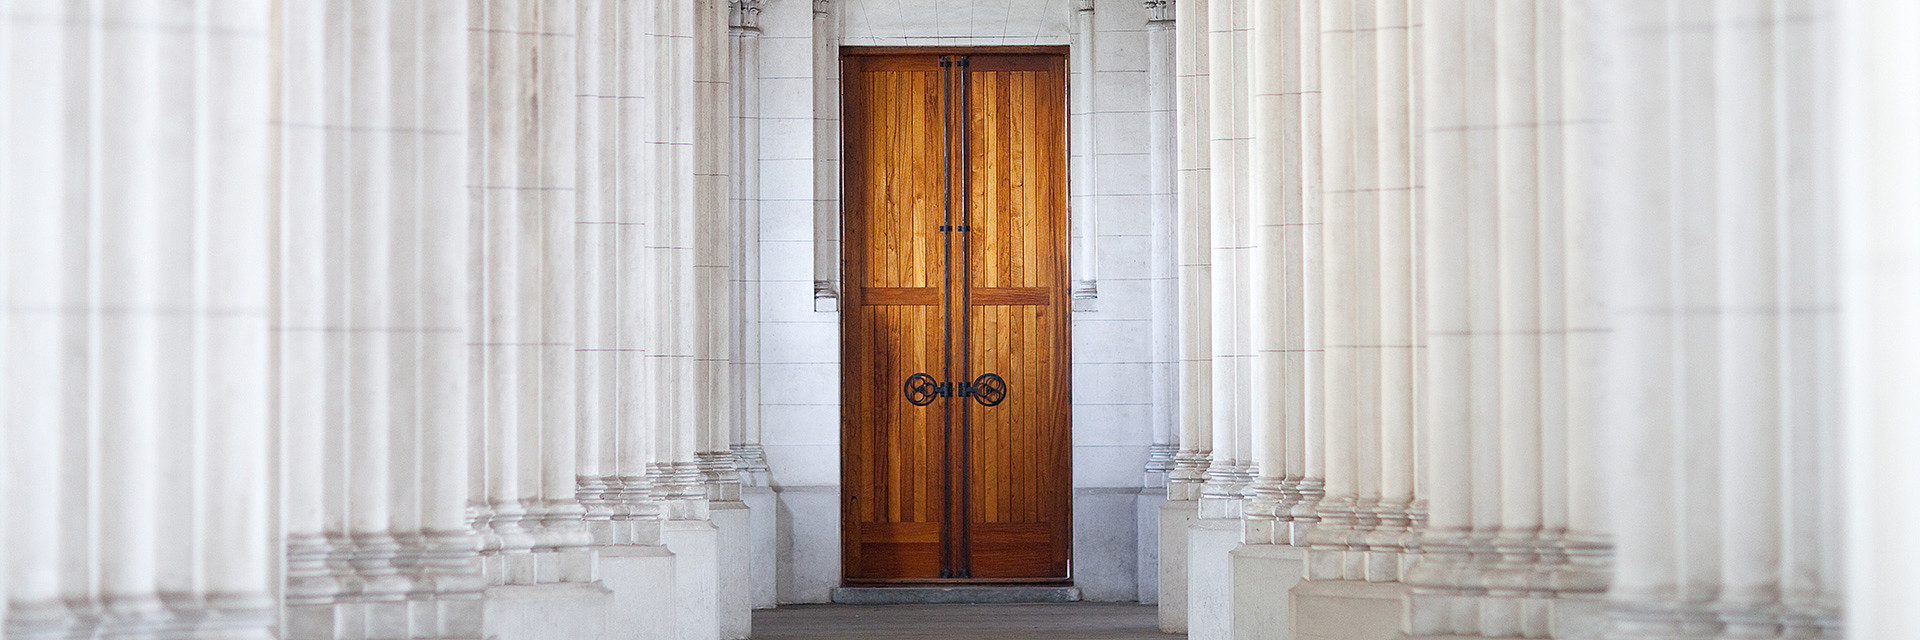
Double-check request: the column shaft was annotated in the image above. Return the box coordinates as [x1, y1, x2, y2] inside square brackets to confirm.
[1145, 1, 1180, 482]
[1298, 0, 1326, 528]
[1714, 0, 1783, 625]
[3, 1, 76, 622]
[1173, 0, 1213, 500]
[1598, 2, 1681, 635]
[1246, 0, 1294, 543]
[96, 0, 180, 612]
[1311, 0, 1360, 580]
[1374, 0, 1416, 581]
[1409, 0, 1471, 633]
[1204, 0, 1243, 514]
[200, 0, 274, 616]
[576, 0, 616, 541]
[1841, 1, 1920, 636]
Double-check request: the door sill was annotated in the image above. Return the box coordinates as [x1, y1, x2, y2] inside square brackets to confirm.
[829, 586, 1082, 605]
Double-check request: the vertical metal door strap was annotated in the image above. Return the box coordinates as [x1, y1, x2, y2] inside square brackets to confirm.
[936, 54, 956, 580]
[955, 54, 974, 579]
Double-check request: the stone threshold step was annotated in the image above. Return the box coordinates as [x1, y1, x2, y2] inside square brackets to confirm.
[830, 586, 1083, 605]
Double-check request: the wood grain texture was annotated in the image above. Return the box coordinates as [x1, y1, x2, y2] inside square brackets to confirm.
[842, 50, 1070, 584]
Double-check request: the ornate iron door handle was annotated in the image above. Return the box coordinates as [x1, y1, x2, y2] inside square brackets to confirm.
[904, 373, 945, 406]
[966, 373, 1006, 407]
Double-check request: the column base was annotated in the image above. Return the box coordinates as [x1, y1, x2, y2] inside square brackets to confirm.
[1187, 517, 1241, 640]
[481, 583, 611, 640]
[743, 485, 779, 610]
[599, 545, 679, 640]
[711, 499, 753, 639]
[1230, 543, 1305, 640]
[1158, 499, 1200, 632]
[1289, 579, 1407, 640]
[663, 518, 721, 640]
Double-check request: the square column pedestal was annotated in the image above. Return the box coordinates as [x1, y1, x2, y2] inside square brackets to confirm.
[1290, 579, 1407, 640]
[482, 583, 612, 640]
[743, 486, 779, 610]
[1187, 517, 1241, 640]
[1159, 500, 1201, 632]
[1230, 543, 1305, 640]
[664, 519, 722, 640]
[600, 545, 679, 640]
[711, 500, 753, 639]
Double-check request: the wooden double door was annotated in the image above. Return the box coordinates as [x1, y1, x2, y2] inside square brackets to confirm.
[840, 49, 1072, 583]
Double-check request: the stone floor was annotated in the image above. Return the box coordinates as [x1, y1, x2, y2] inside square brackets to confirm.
[750, 602, 1183, 639]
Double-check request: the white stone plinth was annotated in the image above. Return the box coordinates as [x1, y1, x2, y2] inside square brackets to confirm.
[1230, 544, 1305, 640]
[1289, 580, 1405, 640]
[1159, 500, 1201, 632]
[743, 486, 779, 609]
[664, 519, 722, 640]
[482, 583, 612, 640]
[600, 545, 679, 640]
[711, 500, 753, 638]
[1187, 518, 1241, 640]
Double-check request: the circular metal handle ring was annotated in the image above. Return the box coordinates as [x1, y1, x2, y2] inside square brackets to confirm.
[971, 373, 1006, 407]
[904, 373, 940, 406]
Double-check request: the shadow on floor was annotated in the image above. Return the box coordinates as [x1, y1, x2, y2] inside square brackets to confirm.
[751, 602, 1183, 640]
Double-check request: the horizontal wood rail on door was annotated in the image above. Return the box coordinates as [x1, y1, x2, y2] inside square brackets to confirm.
[840, 48, 1072, 584]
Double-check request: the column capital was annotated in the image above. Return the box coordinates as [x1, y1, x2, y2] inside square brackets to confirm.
[1144, 0, 1174, 24]
[730, 0, 763, 30]
[814, 0, 830, 16]
[1076, 0, 1095, 13]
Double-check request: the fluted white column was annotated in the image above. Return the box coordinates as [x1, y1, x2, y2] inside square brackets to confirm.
[730, 0, 770, 484]
[4, 2, 80, 632]
[418, 0, 483, 623]
[1488, 1, 1541, 635]
[201, 3, 274, 632]
[476, 0, 536, 585]
[346, 0, 409, 609]
[1072, 0, 1100, 302]
[1244, 0, 1294, 546]
[1144, 0, 1181, 484]
[1841, 2, 1920, 638]
[537, 0, 591, 586]
[1407, 0, 1474, 633]
[278, 0, 338, 617]
[1308, 0, 1360, 581]
[696, 0, 737, 495]
[1202, 0, 1247, 519]
[1282, 0, 1315, 543]
[1597, 3, 1686, 638]
[810, 0, 840, 310]
[97, 0, 183, 621]
[1373, 0, 1418, 583]
[1348, 0, 1385, 585]
[616, 0, 664, 547]
[1163, 0, 1213, 631]
[577, 0, 618, 544]
[1714, 3, 1781, 636]
[1557, 0, 1610, 604]
[1173, 0, 1214, 504]
[1297, 0, 1327, 536]
[1780, 1, 1841, 635]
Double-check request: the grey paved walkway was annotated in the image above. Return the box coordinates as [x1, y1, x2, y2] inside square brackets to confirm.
[751, 603, 1183, 640]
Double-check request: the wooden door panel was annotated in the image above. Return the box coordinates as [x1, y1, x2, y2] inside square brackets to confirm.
[842, 54, 952, 582]
[843, 49, 1069, 584]
[962, 56, 1070, 580]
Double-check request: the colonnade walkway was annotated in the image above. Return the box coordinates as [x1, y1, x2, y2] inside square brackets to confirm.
[751, 603, 1178, 639]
